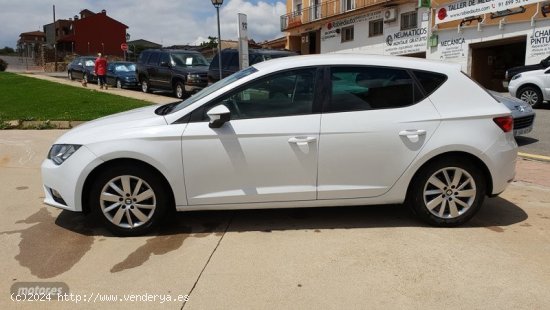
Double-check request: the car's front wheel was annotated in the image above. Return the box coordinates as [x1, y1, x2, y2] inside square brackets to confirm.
[518, 86, 543, 108]
[116, 79, 122, 89]
[89, 164, 170, 236]
[68, 71, 73, 81]
[407, 157, 486, 227]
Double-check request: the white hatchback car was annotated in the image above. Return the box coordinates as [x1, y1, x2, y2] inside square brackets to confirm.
[508, 67, 550, 108]
[42, 55, 517, 235]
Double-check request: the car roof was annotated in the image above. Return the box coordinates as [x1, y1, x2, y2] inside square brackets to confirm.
[144, 49, 200, 54]
[222, 48, 296, 55]
[252, 54, 462, 75]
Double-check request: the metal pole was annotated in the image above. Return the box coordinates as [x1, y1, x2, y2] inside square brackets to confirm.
[53, 5, 57, 72]
[216, 6, 222, 80]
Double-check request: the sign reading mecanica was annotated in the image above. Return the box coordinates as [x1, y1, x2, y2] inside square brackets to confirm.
[435, 0, 543, 24]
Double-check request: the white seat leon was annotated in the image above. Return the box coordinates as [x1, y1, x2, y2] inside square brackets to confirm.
[42, 54, 517, 236]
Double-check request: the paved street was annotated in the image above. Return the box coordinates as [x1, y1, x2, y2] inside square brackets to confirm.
[1, 130, 549, 309]
[517, 106, 550, 158]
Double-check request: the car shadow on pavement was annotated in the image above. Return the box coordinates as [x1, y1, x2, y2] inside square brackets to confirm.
[515, 136, 539, 146]
[55, 196, 527, 237]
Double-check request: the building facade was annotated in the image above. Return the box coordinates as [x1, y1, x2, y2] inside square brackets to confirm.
[44, 9, 129, 57]
[282, 0, 550, 91]
[428, 0, 550, 91]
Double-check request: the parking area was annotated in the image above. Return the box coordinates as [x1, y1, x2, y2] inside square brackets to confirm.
[1, 129, 549, 309]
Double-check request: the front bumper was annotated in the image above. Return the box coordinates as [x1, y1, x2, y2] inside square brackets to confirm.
[41, 145, 103, 212]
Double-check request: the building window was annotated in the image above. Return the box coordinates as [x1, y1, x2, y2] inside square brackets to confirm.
[295, 0, 302, 16]
[369, 19, 383, 37]
[401, 11, 418, 30]
[342, 0, 355, 12]
[341, 26, 354, 43]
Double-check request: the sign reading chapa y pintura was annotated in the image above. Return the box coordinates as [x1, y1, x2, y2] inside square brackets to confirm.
[435, 0, 543, 24]
[527, 27, 550, 60]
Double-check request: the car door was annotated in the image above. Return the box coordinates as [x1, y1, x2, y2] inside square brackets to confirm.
[543, 67, 550, 99]
[157, 52, 172, 89]
[317, 66, 441, 199]
[73, 58, 83, 79]
[182, 68, 322, 205]
[146, 52, 161, 87]
[106, 63, 115, 85]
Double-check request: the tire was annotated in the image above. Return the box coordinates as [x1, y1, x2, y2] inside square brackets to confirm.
[83, 73, 88, 84]
[407, 157, 486, 227]
[89, 164, 171, 236]
[68, 71, 73, 81]
[141, 78, 150, 93]
[518, 86, 543, 108]
[174, 81, 185, 99]
[116, 79, 122, 89]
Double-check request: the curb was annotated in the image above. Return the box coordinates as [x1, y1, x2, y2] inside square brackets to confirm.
[1, 120, 85, 130]
[518, 152, 550, 163]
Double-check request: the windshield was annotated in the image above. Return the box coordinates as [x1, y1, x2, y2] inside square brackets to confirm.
[114, 64, 136, 72]
[170, 66, 258, 113]
[171, 53, 209, 67]
[84, 60, 95, 67]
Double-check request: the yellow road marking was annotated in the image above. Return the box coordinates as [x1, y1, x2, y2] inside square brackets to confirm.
[518, 152, 550, 162]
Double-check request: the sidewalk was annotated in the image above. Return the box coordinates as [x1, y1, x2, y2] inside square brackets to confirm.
[21, 72, 178, 105]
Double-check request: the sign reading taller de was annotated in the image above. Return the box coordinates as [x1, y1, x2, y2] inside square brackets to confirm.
[435, 0, 544, 24]
[238, 13, 249, 70]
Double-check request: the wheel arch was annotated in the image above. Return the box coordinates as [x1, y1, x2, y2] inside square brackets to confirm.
[81, 158, 176, 214]
[517, 83, 541, 95]
[405, 151, 493, 200]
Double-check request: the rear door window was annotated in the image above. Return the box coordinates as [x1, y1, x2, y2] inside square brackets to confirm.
[327, 66, 420, 112]
[147, 52, 160, 65]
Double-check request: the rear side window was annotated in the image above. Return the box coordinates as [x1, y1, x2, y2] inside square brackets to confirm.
[327, 66, 420, 112]
[412, 70, 447, 95]
[138, 51, 150, 64]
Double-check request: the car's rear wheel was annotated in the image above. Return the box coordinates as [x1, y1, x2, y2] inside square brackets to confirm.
[83, 73, 88, 84]
[68, 71, 73, 81]
[174, 81, 185, 99]
[407, 157, 486, 227]
[141, 78, 150, 93]
[518, 86, 543, 108]
[89, 164, 170, 236]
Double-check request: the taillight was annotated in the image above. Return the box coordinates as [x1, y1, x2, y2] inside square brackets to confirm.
[493, 116, 513, 133]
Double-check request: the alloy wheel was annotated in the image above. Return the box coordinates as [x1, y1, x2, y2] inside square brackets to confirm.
[422, 167, 477, 219]
[117, 79, 122, 89]
[99, 175, 156, 229]
[520, 90, 539, 106]
[176, 84, 183, 98]
[142, 81, 148, 93]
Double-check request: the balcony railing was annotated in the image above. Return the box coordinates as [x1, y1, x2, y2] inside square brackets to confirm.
[281, 0, 386, 31]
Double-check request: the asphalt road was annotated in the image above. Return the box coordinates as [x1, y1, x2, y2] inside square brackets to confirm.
[516, 106, 550, 157]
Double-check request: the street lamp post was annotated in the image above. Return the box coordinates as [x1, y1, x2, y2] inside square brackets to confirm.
[125, 33, 131, 61]
[211, 0, 224, 81]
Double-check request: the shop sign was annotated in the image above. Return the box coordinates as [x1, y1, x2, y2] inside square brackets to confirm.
[527, 27, 550, 58]
[384, 27, 428, 55]
[439, 37, 467, 60]
[435, 0, 543, 24]
[321, 11, 382, 41]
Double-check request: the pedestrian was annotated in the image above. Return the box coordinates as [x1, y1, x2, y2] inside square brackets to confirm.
[95, 52, 108, 90]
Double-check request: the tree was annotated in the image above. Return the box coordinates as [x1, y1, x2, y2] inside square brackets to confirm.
[200, 36, 218, 49]
[0, 46, 15, 55]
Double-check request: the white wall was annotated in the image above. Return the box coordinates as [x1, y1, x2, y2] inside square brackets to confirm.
[426, 19, 550, 72]
[320, 4, 429, 56]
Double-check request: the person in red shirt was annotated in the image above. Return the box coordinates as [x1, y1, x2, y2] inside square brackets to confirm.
[95, 53, 108, 89]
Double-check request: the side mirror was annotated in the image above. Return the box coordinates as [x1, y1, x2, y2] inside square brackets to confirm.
[207, 105, 230, 128]
[160, 61, 170, 68]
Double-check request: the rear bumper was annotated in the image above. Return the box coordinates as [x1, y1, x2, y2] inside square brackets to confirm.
[483, 133, 518, 195]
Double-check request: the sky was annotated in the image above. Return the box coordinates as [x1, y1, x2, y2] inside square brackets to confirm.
[0, 0, 286, 48]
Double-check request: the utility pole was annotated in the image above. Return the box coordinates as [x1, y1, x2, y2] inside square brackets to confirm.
[53, 5, 57, 72]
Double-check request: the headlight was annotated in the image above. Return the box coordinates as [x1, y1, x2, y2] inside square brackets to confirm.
[512, 74, 522, 80]
[48, 144, 81, 165]
[187, 73, 201, 80]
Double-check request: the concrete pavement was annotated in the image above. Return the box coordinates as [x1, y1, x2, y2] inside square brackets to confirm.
[1, 130, 549, 309]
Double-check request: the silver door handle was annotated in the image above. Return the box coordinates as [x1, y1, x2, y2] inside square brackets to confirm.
[288, 136, 317, 146]
[399, 130, 427, 137]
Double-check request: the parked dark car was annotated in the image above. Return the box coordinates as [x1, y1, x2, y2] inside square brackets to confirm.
[67, 56, 97, 83]
[503, 55, 550, 85]
[208, 48, 298, 83]
[106, 61, 139, 89]
[136, 49, 209, 99]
